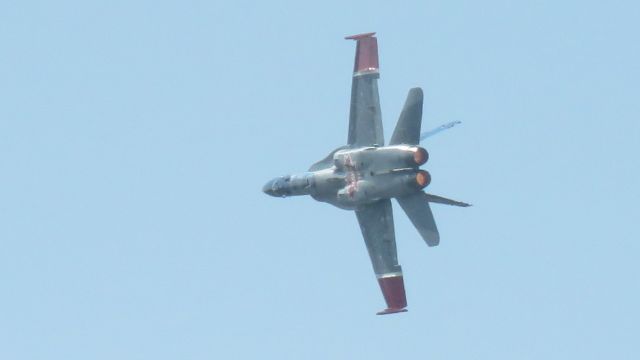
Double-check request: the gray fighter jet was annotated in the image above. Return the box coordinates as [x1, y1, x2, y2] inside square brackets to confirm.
[263, 33, 469, 315]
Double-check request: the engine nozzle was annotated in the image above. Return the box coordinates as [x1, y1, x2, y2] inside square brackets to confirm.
[413, 147, 429, 166]
[415, 170, 431, 189]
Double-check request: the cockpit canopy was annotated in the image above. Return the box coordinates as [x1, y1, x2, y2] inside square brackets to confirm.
[262, 173, 313, 197]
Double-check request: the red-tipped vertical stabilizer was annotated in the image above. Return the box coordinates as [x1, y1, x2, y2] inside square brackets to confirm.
[345, 32, 379, 75]
[376, 275, 408, 315]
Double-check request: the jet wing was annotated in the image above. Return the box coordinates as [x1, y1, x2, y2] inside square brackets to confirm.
[355, 199, 408, 315]
[345, 33, 384, 147]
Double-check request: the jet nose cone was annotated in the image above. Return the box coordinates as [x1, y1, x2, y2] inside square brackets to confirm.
[263, 176, 291, 197]
[262, 179, 278, 197]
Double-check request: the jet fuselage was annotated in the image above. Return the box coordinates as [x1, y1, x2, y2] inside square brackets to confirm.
[262, 145, 431, 210]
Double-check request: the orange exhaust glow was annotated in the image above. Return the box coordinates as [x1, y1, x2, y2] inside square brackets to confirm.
[413, 147, 429, 165]
[416, 170, 431, 188]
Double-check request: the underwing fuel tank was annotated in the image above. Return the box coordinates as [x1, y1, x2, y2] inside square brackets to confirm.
[333, 145, 428, 171]
[337, 169, 431, 203]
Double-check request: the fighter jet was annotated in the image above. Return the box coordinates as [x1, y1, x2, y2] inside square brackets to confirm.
[263, 32, 469, 315]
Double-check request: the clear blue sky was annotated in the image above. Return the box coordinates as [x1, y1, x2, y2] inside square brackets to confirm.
[1, 1, 639, 359]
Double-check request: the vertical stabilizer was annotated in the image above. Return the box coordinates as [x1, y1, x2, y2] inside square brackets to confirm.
[389, 88, 423, 145]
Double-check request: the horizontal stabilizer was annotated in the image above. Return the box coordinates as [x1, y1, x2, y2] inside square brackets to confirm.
[424, 193, 471, 207]
[396, 192, 439, 246]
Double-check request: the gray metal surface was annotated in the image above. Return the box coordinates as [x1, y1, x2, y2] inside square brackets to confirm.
[347, 74, 384, 147]
[396, 192, 440, 247]
[389, 88, 424, 146]
[355, 199, 402, 276]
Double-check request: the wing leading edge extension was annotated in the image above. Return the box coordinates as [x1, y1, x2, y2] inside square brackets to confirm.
[346, 33, 384, 147]
[355, 199, 408, 315]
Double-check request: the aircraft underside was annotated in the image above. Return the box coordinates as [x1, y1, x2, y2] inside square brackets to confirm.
[263, 32, 469, 315]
